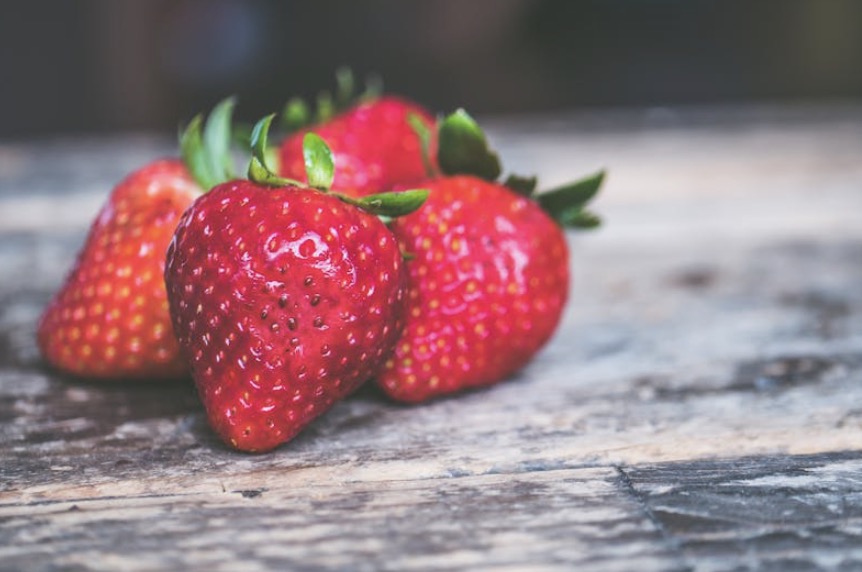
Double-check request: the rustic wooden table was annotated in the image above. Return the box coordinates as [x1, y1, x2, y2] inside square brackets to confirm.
[1, 104, 861, 571]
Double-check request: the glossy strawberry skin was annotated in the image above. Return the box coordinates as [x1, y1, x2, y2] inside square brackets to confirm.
[165, 181, 407, 452]
[278, 96, 436, 197]
[38, 159, 200, 380]
[378, 176, 569, 403]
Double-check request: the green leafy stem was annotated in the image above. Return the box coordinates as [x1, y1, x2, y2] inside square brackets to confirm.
[416, 108, 606, 230]
[248, 115, 427, 219]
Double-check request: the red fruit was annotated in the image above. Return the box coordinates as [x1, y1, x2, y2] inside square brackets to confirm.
[279, 96, 436, 197]
[37, 99, 237, 381]
[378, 176, 569, 402]
[375, 109, 603, 403]
[37, 160, 200, 380]
[164, 181, 410, 452]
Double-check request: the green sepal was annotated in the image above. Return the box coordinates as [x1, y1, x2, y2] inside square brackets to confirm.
[316, 91, 335, 123]
[335, 67, 354, 106]
[264, 146, 281, 175]
[503, 174, 538, 197]
[408, 112, 437, 178]
[247, 112, 427, 219]
[536, 170, 606, 229]
[250, 115, 275, 168]
[559, 209, 602, 229]
[231, 121, 253, 148]
[362, 73, 383, 101]
[303, 133, 335, 190]
[248, 115, 305, 188]
[280, 68, 383, 134]
[345, 189, 428, 218]
[437, 109, 501, 181]
[179, 114, 212, 189]
[248, 158, 285, 187]
[179, 97, 237, 191]
[203, 97, 236, 182]
[282, 98, 310, 132]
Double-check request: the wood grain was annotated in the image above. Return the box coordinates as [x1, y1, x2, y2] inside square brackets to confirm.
[624, 453, 862, 571]
[1, 105, 861, 570]
[1, 468, 682, 572]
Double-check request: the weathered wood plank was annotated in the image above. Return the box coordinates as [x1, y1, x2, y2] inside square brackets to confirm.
[624, 452, 862, 571]
[0, 468, 682, 572]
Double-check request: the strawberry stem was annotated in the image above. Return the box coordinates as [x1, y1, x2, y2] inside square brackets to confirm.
[248, 114, 428, 218]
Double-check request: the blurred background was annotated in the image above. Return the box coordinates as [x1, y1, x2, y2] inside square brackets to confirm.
[1, 0, 861, 138]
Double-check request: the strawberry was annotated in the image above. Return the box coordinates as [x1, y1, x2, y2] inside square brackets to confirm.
[377, 110, 604, 402]
[37, 100, 237, 380]
[37, 160, 199, 380]
[277, 70, 436, 197]
[164, 116, 427, 452]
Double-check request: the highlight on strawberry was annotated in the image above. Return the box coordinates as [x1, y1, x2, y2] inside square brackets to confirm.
[37, 99, 240, 381]
[277, 68, 437, 198]
[164, 114, 428, 452]
[377, 109, 605, 403]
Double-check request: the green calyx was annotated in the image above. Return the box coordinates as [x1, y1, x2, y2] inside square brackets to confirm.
[180, 97, 238, 191]
[303, 132, 335, 190]
[503, 174, 538, 196]
[437, 109, 501, 181]
[281, 67, 383, 133]
[536, 170, 605, 229]
[248, 115, 427, 219]
[428, 108, 605, 230]
[349, 190, 430, 218]
[408, 113, 438, 178]
[247, 114, 306, 188]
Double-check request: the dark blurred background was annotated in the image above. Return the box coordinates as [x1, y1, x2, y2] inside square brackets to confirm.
[1, 0, 860, 138]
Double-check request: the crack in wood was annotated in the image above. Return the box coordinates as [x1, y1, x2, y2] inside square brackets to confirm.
[616, 465, 688, 567]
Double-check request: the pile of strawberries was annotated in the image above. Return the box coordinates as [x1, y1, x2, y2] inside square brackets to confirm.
[37, 73, 604, 452]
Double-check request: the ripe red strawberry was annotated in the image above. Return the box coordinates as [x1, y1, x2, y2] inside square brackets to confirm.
[37, 100, 237, 380]
[377, 110, 604, 402]
[165, 117, 427, 451]
[37, 160, 199, 379]
[278, 96, 436, 198]
[379, 176, 567, 402]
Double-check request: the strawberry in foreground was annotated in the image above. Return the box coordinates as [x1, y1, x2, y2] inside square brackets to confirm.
[378, 110, 604, 403]
[37, 100, 237, 380]
[277, 69, 436, 198]
[165, 116, 427, 452]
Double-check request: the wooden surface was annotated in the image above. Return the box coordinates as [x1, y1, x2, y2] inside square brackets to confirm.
[1, 104, 861, 571]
